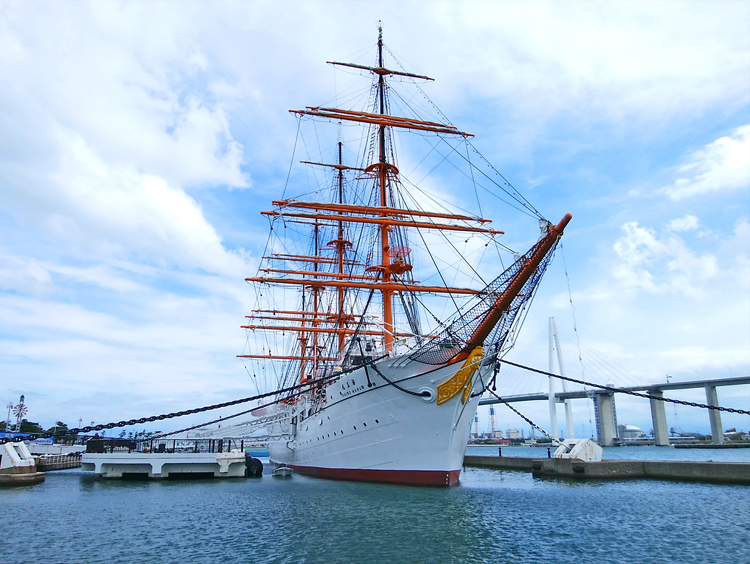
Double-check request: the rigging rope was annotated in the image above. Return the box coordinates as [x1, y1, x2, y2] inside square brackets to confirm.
[560, 242, 594, 432]
[561, 242, 586, 383]
[367, 358, 430, 397]
[487, 388, 564, 447]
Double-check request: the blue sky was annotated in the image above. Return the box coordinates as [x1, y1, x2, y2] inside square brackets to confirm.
[1, 0, 748, 437]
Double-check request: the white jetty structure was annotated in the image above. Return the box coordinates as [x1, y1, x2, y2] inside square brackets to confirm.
[82, 451, 247, 479]
[0, 441, 45, 486]
[82, 441, 248, 479]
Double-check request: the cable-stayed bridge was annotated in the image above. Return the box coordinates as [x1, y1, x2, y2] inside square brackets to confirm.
[480, 375, 750, 446]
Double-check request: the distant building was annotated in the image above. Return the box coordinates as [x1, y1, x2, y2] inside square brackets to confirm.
[724, 429, 749, 441]
[492, 430, 503, 439]
[618, 424, 645, 440]
[506, 429, 520, 439]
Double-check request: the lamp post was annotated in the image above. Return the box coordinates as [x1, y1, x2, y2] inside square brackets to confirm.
[5, 402, 13, 433]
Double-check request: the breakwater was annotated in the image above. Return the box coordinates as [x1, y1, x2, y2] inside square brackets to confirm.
[464, 455, 750, 484]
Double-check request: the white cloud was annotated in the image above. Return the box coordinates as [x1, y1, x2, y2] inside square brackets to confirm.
[1, 1, 749, 433]
[668, 215, 700, 232]
[539, 218, 750, 388]
[45, 129, 248, 276]
[612, 221, 719, 297]
[0, 255, 53, 296]
[659, 125, 750, 200]
[658, 346, 750, 372]
[427, 1, 750, 126]
[0, 2, 251, 279]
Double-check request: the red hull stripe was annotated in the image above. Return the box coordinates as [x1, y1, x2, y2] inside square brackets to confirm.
[272, 461, 461, 487]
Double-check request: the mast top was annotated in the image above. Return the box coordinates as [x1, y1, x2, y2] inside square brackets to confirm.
[378, 21, 383, 68]
[327, 23, 433, 81]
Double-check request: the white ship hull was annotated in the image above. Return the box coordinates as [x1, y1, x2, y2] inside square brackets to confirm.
[269, 354, 488, 487]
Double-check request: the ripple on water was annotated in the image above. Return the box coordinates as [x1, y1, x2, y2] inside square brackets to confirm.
[1, 467, 748, 564]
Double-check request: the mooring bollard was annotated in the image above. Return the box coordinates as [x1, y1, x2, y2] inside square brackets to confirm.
[547, 447, 551, 458]
[498, 447, 502, 457]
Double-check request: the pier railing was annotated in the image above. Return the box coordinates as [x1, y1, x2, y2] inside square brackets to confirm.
[85, 438, 253, 454]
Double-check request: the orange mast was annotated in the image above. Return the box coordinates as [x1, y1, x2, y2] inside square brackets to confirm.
[335, 140, 347, 354]
[241, 26, 568, 372]
[376, 25, 395, 353]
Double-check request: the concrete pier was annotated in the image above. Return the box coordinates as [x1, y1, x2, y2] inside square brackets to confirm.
[593, 392, 618, 447]
[705, 385, 724, 445]
[649, 390, 670, 446]
[465, 455, 538, 472]
[82, 451, 247, 479]
[463, 455, 750, 485]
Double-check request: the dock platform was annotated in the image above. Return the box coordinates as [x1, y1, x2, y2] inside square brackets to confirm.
[82, 451, 247, 479]
[464, 455, 750, 485]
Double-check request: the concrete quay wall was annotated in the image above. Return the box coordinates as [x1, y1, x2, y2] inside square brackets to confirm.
[642, 460, 750, 483]
[463, 455, 750, 485]
[464, 455, 537, 471]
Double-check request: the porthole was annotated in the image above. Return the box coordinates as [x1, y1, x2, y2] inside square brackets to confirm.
[375, 419, 380, 424]
[334, 432, 337, 436]
[363, 422, 367, 427]
[353, 426, 357, 430]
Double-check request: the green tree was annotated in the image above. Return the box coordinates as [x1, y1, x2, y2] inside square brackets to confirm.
[20, 419, 44, 433]
[46, 421, 70, 434]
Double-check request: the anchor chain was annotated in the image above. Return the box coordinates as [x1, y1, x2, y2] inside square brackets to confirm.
[498, 359, 750, 416]
[487, 388, 564, 448]
[4, 357, 745, 445]
[0, 371, 342, 444]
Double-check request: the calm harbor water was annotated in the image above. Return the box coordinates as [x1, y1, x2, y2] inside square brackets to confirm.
[467, 444, 750, 462]
[2, 447, 749, 564]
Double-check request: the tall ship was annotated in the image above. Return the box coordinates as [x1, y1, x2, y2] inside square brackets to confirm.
[240, 27, 571, 486]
